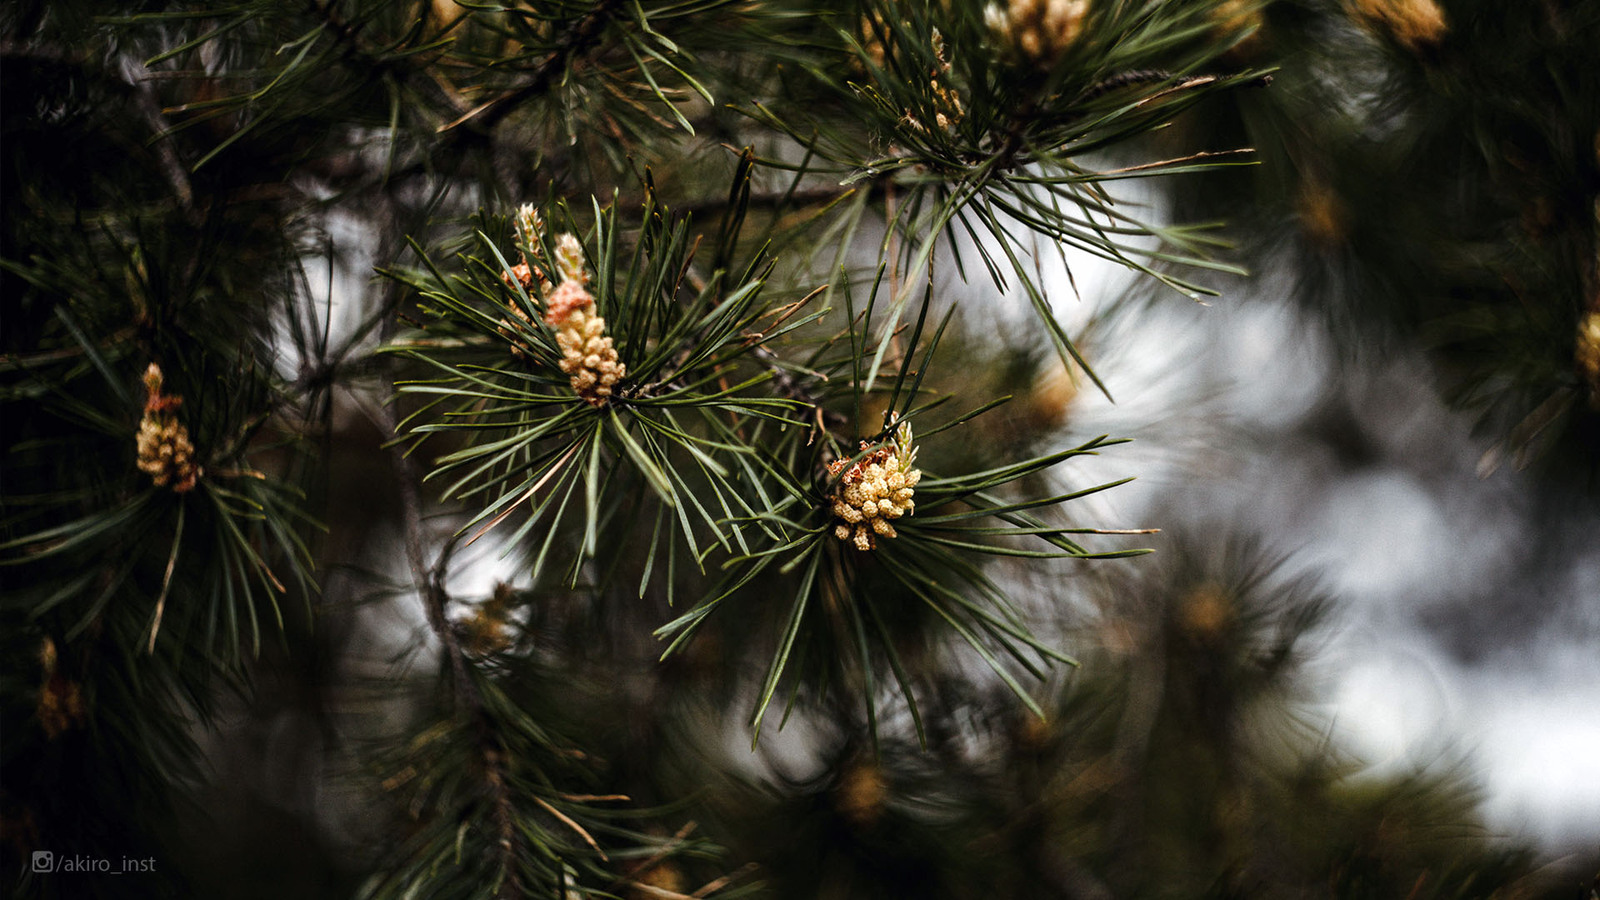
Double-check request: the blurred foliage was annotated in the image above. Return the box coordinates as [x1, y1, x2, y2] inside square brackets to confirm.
[653, 541, 1568, 899]
[1160, 0, 1600, 477]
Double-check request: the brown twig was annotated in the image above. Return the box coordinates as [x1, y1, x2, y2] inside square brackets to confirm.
[534, 796, 608, 861]
[383, 393, 527, 895]
[379, 173, 526, 888]
[308, 0, 471, 122]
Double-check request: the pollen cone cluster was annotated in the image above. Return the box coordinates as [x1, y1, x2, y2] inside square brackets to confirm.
[1344, 0, 1447, 55]
[135, 363, 202, 492]
[835, 760, 887, 829]
[1213, 0, 1262, 34]
[859, 14, 892, 69]
[902, 29, 964, 134]
[461, 582, 517, 656]
[828, 422, 921, 551]
[1212, 0, 1266, 59]
[985, 0, 1089, 67]
[36, 638, 86, 740]
[544, 234, 625, 407]
[625, 861, 686, 900]
[1577, 307, 1600, 408]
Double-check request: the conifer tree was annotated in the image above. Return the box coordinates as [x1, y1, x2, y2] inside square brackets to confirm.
[3, 1, 1597, 899]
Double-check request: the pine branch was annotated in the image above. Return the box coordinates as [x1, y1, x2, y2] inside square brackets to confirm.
[440, 0, 628, 134]
[382, 377, 528, 896]
[306, 0, 473, 124]
[0, 37, 192, 214]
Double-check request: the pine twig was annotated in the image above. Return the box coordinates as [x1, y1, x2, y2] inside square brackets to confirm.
[383, 403, 527, 895]
[439, 0, 627, 134]
[307, 0, 472, 125]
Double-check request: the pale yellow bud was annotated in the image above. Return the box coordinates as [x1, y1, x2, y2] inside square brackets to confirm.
[514, 203, 545, 251]
[554, 233, 587, 284]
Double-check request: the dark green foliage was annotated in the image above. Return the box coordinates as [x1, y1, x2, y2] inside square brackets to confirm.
[358, 661, 743, 900]
[665, 541, 1558, 900]
[3, 8, 319, 888]
[1163, 0, 1600, 473]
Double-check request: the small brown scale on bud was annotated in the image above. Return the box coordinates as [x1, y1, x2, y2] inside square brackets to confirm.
[827, 421, 921, 551]
[135, 363, 202, 492]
